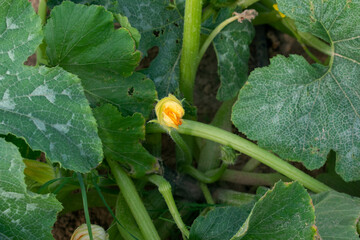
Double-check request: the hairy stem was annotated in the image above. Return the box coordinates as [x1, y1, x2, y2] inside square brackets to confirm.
[148, 175, 190, 239]
[146, 121, 332, 193]
[177, 120, 331, 193]
[180, 0, 202, 103]
[108, 160, 160, 240]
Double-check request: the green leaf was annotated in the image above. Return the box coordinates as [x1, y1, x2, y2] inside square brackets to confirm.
[48, 0, 183, 98]
[0, 0, 103, 172]
[115, 0, 183, 98]
[0, 138, 62, 239]
[213, 18, 254, 101]
[45, 1, 156, 118]
[232, 181, 317, 239]
[232, 0, 360, 181]
[45, 1, 140, 80]
[83, 72, 157, 118]
[203, 9, 255, 101]
[189, 205, 252, 240]
[114, 13, 141, 48]
[312, 191, 360, 240]
[93, 104, 157, 177]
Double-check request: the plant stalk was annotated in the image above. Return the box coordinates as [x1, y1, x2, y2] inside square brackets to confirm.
[147, 121, 332, 193]
[148, 175, 190, 239]
[180, 0, 202, 103]
[108, 160, 160, 240]
[221, 170, 289, 186]
[176, 120, 331, 193]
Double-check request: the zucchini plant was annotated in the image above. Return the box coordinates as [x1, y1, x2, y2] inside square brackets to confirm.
[1, 0, 360, 239]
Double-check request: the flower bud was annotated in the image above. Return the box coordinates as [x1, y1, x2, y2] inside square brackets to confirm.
[155, 94, 185, 129]
[71, 224, 109, 240]
[220, 145, 237, 165]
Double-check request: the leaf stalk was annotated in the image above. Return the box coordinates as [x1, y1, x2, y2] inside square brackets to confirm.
[148, 174, 190, 239]
[108, 160, 160, 240]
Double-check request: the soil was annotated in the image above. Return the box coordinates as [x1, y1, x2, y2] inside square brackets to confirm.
[24, 1, 328, 238]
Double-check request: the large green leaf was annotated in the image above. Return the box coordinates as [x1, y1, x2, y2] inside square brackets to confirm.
[232, 0, 360, 181]
[114, 0, 183, 98]
[44, 1, 156, 118]
[189, 205, 252, 240]
[92, 104, 157, 177]
[203, 9, 255, 101]
[312, 191, 360, 240]
[232, 181, 317, 239]
[0, 0, 103, 172]
[0, 138, 62, 239]
[45, 1, 140, 79]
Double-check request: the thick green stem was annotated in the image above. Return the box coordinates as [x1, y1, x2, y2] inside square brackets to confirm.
[115, 192, 144, 240]
[221, 170, 289, 186]
[180, 0, 202, 103]
[148, 175, 190, 239]
[108, 160, 160, 240]
[175, 120, 332, 193]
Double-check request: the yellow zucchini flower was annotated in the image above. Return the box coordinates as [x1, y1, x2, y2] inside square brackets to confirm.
[155, 94, 184, 129]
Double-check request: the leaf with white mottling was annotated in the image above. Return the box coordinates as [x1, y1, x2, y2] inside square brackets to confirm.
[0, 138, 62, 239]
[0, 0, 103, 172]
[203, 8, 255, 101]
[232, 0, 360, 181]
